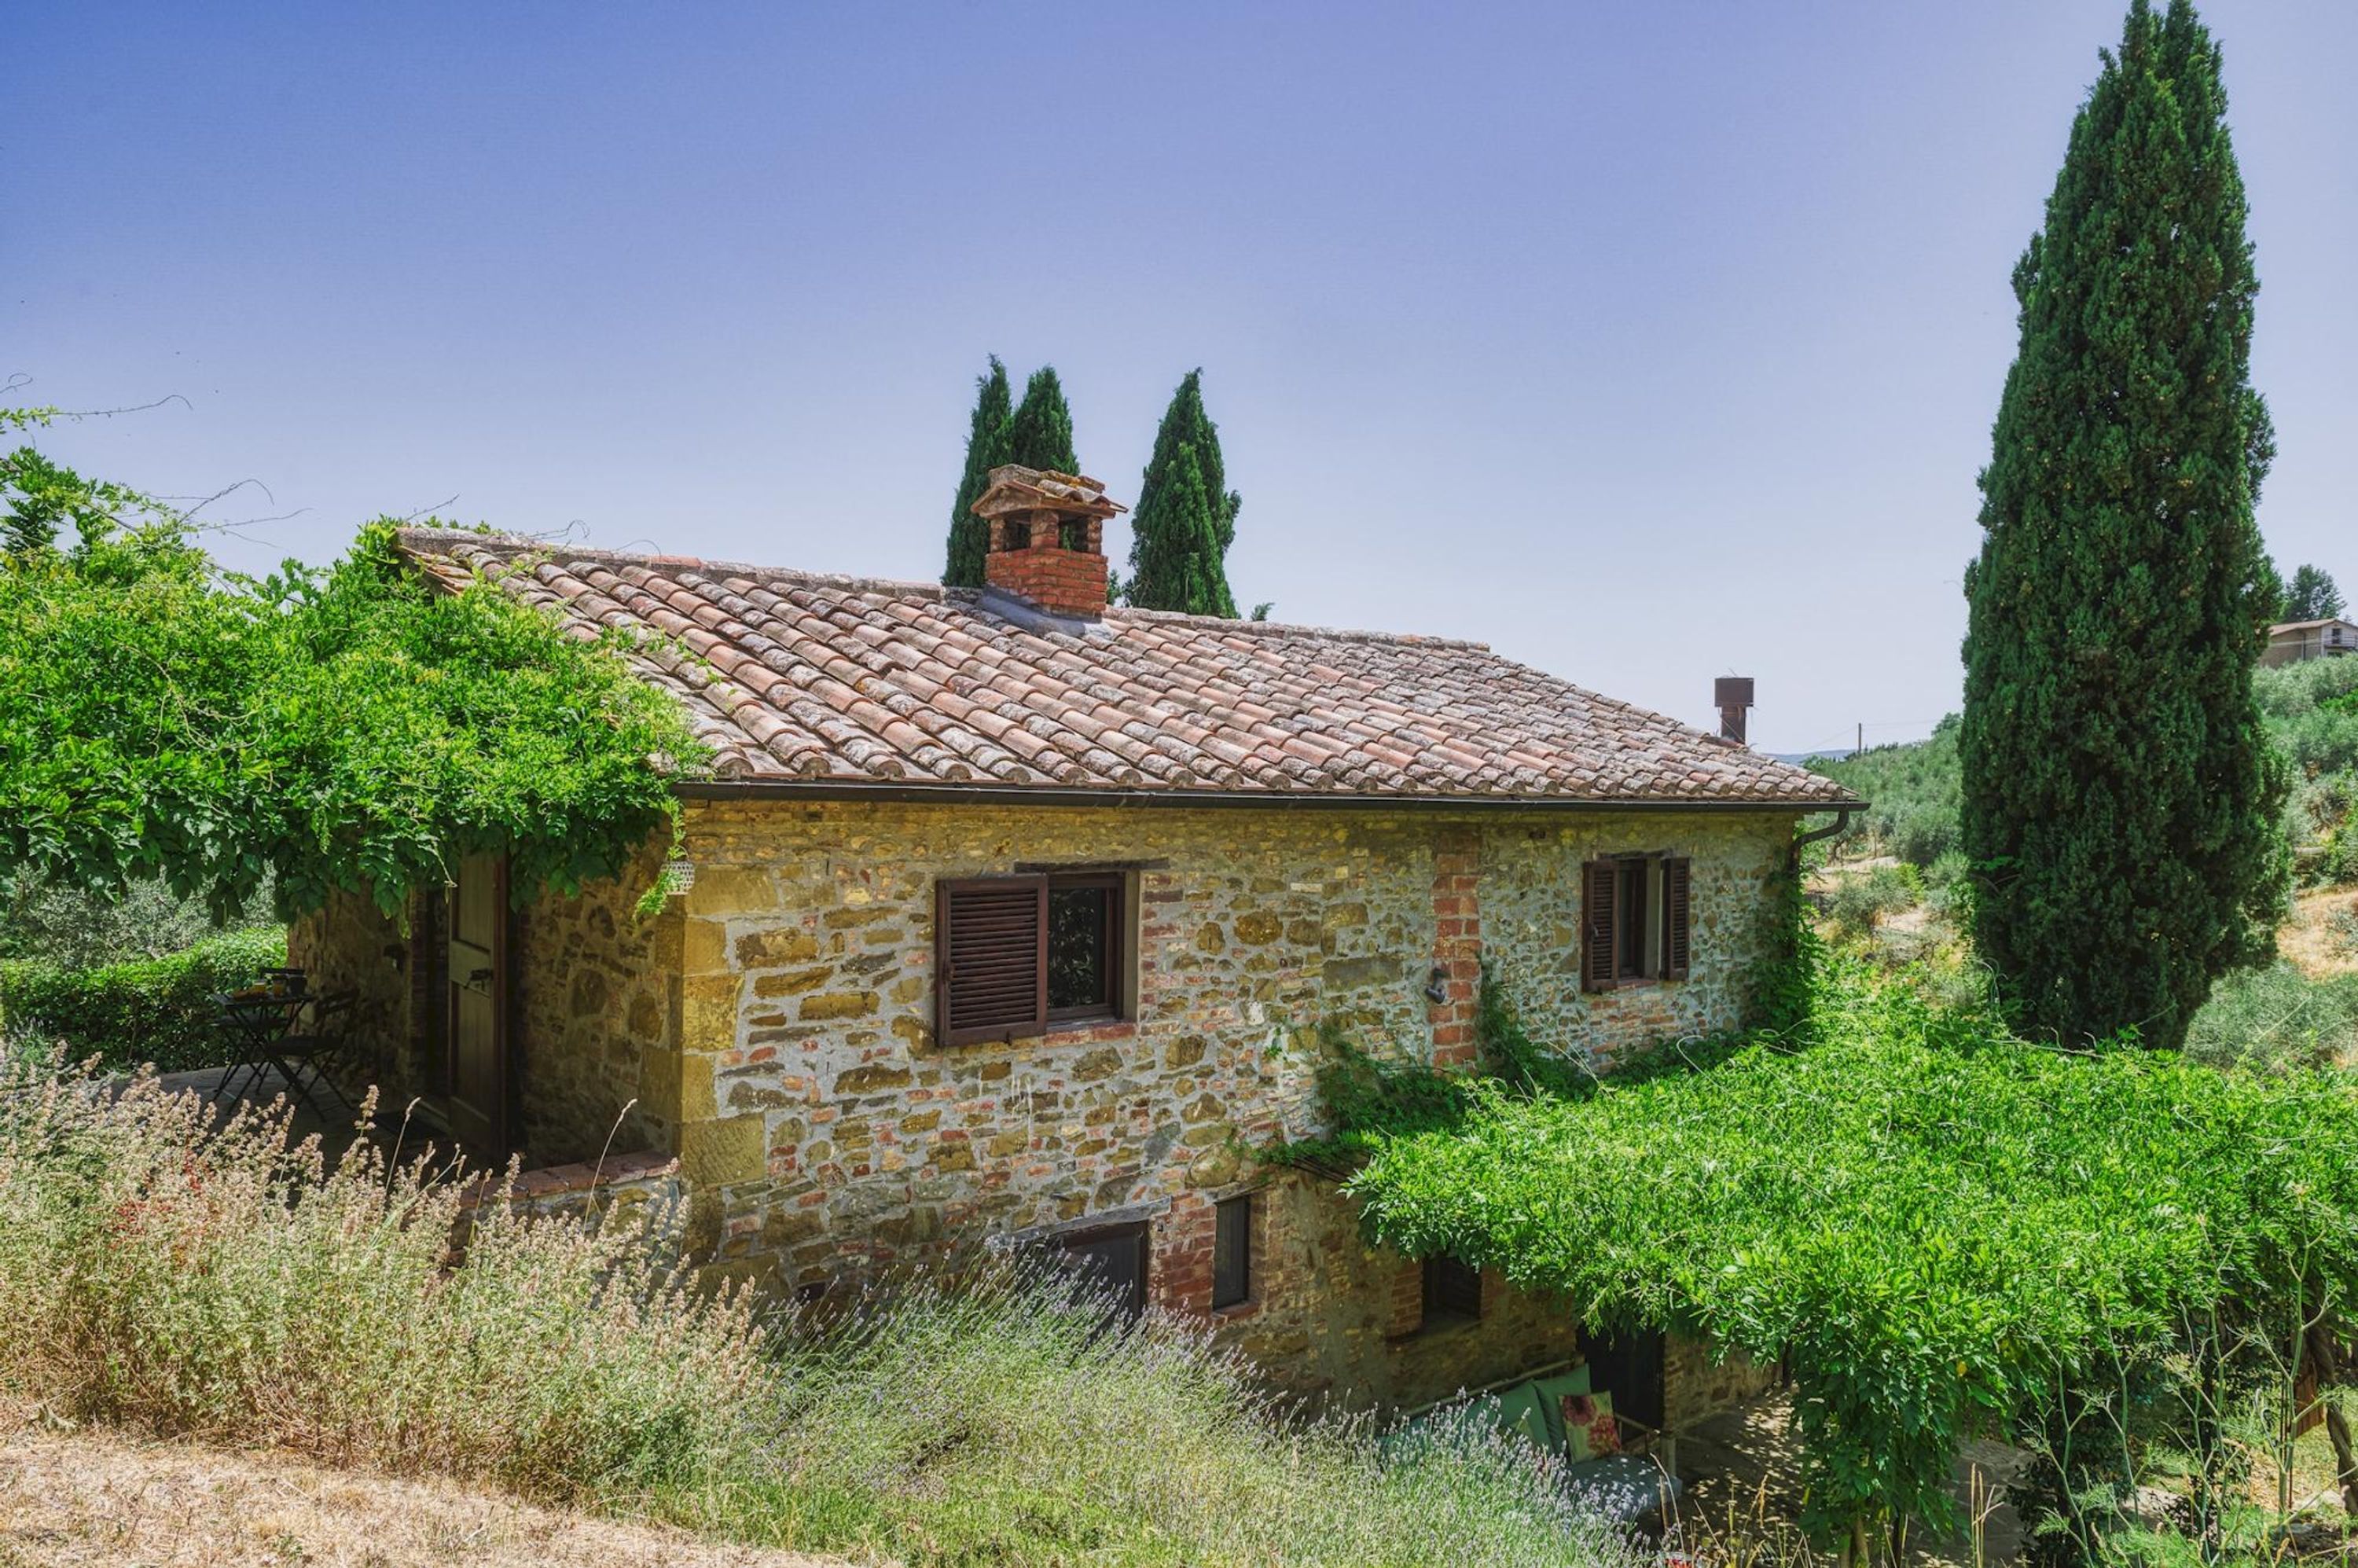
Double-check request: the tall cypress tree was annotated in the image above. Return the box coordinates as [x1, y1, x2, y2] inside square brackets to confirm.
[1004, 365, 1078, 475]
[1126, 370, 1241, 618]
[942, 357, 1012, 588]
[1960, 0, 2285, 1051]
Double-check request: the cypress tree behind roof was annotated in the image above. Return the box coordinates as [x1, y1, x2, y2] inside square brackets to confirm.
[1126, 369, 1240, 619]
[942, 356, 1013, 588]
[1960, 0, 2286, 1052]
[1004, 365, 1078, 475]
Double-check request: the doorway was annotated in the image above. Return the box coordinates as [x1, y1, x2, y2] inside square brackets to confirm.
[1585, 1326, 1667, 1432]
[444, 853, 512, 1160]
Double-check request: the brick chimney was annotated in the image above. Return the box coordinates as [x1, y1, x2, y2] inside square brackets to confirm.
[971, 464, 1125, 625]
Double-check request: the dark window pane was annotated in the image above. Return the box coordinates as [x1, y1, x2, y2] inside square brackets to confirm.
[1617, 861, 1649, 979]
[1423, 1254, 1482, 1323]
[1212, 1195, 1251, 1309]
[1046, 882, 1112, 1013]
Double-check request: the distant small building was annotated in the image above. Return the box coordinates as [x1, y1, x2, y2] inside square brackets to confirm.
[2263, 618, 2358, 667]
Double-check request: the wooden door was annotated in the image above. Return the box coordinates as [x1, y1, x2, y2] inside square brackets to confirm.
[445, 854, 511, 1159]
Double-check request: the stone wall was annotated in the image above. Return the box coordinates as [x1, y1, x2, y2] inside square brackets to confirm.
[1665, 1333, 1782, 1430]
[1481, 813, 1794, 1069]
[662, 795, 1796, 1408]
[1215, 1172, 1583, 1410]
[299, 795, 1797, 1421]
[511, 845, 680, 1165]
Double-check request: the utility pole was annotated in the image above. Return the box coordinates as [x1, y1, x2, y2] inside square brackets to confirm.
[1855, 722, 1862, 759]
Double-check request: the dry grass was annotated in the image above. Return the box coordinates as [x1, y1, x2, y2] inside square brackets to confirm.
[2279, 887, 2358, 982]
[0, 1059, 768, 1500]
[0, 1415, 855, 1568]
[0, 1056, 1637, 1566]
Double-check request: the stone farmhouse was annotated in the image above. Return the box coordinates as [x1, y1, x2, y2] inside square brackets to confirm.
[295, 464, 1857, 1424]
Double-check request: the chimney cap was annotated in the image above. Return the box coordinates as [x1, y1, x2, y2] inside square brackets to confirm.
[971, 464, 1127, 523]
[1713, 676, 1755, 710]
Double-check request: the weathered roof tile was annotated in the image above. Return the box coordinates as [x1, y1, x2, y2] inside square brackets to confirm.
[397, 528, 1857, 810]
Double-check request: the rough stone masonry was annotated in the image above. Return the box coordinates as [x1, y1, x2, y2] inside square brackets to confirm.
[661, 795, 1788, 1407]
[298, 794, 1791, 1411]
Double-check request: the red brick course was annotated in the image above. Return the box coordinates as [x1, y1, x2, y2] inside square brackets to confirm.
[1427, 829, 1482, 1068]
[986, 540, 1111, 619]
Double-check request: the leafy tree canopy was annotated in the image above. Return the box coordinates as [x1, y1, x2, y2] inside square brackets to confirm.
[941, 356, 1012, 589]
[0, 417, 703, 921]
[1960, 0, 2286, 1051]
[1291, 955, 2358, 1553]
[2283, 562, 2345, 623]
[1126, 369, 1240, 618]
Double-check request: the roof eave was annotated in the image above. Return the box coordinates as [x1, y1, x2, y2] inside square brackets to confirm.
[672, 779, 1863, 813]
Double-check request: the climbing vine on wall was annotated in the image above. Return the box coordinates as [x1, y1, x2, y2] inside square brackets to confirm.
[1284, 954, 2358, 1555]
[1, 416, 704, 920]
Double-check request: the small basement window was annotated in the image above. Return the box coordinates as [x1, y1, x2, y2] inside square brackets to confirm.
[1212, 1194, 1253, 1309]
[1422, 1254, 1482, 1326]
[937, 872, 1130, 1045]
[1581, 854, 1691, 990]
[1055, 1220, 1148, 1325]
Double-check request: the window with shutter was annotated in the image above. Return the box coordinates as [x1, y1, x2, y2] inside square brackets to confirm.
[1584, 853, 1692, 988]
[1662, 857, 1692, 981]
[1581, 860, 1618, 992]
[936, 877, 1049, 1045]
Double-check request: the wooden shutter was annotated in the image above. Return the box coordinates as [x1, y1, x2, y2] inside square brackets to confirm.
[1581, 859, 1618, 992]
[1662, 857, 1691, 981]
[936, 877, 1048, 1046]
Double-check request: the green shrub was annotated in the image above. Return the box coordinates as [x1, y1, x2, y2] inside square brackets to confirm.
[0, 1058, 1634, 1566]
[1, 926, 285, 1071]
[2253, 652, 2358, 728]
[2320, 794, 2358, 887]
[1824, 863, 1921, 939]
[1328, 957, 2358, 1551]
[2182, 963, 2358, 1074]
[0, 872, 276, 969]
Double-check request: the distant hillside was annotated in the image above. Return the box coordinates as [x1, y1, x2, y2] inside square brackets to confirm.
[1805, 658, 2358, 881]
[1803, 716, 1960, 867]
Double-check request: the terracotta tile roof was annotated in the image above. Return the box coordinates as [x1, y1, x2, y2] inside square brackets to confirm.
[398, 527, 1857, 809]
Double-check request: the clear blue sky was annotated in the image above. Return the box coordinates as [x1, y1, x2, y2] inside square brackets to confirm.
[12, 2, 2356, 755]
